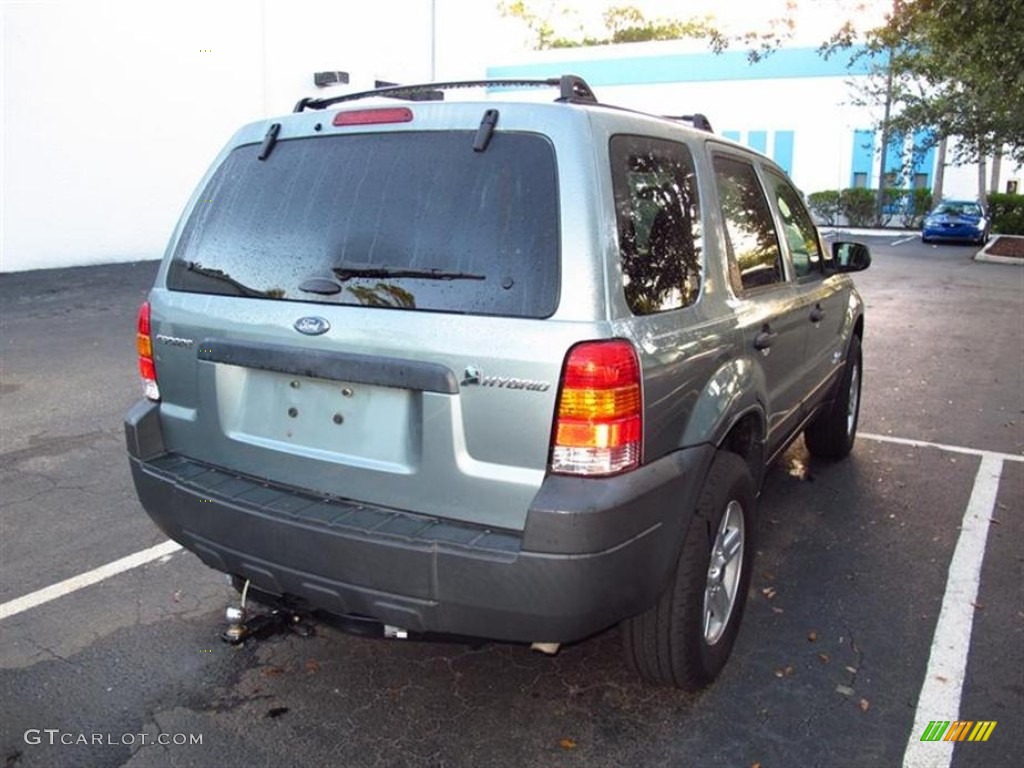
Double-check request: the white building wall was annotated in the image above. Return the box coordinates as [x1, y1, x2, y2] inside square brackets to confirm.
[590, 77, 865, 195]
[486, 40, 1024, 206]
[1, 0, 465, 273]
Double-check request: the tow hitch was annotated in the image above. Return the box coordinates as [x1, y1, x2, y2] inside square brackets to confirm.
[221, 579, 315, 645]
[220, 577, 482, 649]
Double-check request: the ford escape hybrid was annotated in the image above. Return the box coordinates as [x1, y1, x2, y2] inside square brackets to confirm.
[126, 75, 870, 690]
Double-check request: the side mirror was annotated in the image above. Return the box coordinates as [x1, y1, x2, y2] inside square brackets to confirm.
[832, 241, 871, 272]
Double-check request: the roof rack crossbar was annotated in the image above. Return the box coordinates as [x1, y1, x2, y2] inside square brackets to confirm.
[294, 74, 598, 112]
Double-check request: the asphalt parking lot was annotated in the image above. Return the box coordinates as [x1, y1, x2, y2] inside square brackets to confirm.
[1, 235, 1021, 768]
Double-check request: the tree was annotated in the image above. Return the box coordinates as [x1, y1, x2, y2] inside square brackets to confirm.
[498, 1, 726, 50]
[828, 0, 1024, 169]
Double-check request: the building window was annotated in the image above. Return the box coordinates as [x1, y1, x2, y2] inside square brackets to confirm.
[850, 129, 874, 188]
[913, 173, 929, 189]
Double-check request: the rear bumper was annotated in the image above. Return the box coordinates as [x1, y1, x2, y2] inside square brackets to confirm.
[126, 400, 713, 643]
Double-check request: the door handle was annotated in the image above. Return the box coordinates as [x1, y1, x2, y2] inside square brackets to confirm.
[754, 326, 777, 350]
[810, 304, 825, 323]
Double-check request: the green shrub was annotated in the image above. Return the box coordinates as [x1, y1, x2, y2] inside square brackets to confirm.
[895, 188, 933, 229]
[987, 192, 1024, 234]
[840, 188, 877, 227]
[808, 190, 841, 225]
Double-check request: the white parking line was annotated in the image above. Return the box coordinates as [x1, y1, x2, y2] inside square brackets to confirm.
[901, 454, 1005, 768]
[0, 539, 181, 621]
[891, 235, 920, 246]
[861, 432, 1023, 463]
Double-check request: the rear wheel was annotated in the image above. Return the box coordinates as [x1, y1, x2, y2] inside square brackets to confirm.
[804, 334, 862, 460]
[621, 451, 756, 690]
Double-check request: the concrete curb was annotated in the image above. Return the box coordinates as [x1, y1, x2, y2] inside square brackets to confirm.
[819, 227, 919, 237]
[974, 235, 1024, 265]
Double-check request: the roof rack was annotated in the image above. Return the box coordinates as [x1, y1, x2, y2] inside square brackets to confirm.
[294, 74, 598, 113]
[662, 113, 714, 133]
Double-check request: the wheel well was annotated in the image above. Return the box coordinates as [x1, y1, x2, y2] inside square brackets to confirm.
[720, 412, 765, 486]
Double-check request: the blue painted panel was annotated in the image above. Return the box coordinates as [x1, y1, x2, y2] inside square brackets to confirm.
[722, 130, 741, 142]
[747, 130, 767, 153]
[487, 45, 879, 86]
[850, 129, 874, 186]
[773, 131, 794, 174]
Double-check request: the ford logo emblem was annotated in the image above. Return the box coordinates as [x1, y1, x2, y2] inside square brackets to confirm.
[294, 316, 330, 336]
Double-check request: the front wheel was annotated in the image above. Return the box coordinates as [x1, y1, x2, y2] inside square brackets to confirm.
[621, 451, 756, 689]
[804, 334, 862, 460]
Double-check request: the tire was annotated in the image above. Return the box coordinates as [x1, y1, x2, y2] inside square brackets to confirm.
[621, 451, 756, 690]
[804, 334, 862, 460]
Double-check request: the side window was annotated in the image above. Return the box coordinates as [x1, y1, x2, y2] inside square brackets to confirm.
[766, 171, 825, 279]
[713, 155, 784, 292]
[611, 135, 702, 315]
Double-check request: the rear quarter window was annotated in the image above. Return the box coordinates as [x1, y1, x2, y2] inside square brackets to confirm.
[167, 130, 560, 318]
[610, 135, 703, 315]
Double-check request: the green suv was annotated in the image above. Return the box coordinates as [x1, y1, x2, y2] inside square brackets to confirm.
[126, 76, 869, 690]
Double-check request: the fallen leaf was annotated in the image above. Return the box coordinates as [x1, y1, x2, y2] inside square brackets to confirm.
[774, 669, 785, 678]
[835, 685, 855, 697]
[752, 763, 763, 768]
[972, 601, 985, 610]
[771, 606, 785, 614]
[761, 587, 777, 600]
[260, 665, 286, 677]
[807, 631, 818, 642]
[784, 665, 794, 676]
[305, 659, 320, 673]
[935, 675, 948, 683]
[818, 653, 831, 663]
[845, 666, 858, 675]
[172, 590, 182, 603]
[560, 738, 578, 750]
[859, 698, 870, 712]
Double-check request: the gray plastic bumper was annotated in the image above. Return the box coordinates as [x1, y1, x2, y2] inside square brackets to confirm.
[126, 400, 713, 643]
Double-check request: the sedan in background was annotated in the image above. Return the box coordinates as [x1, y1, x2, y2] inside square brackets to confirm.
[922, 200, 990, 244]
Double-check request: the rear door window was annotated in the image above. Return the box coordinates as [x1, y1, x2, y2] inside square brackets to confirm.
[713, 155, 785, 292]
[167, 131, 560, 318]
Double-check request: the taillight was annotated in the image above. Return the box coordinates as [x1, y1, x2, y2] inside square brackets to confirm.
[550, 340, 642, 476]
[136, 301, 160, 401]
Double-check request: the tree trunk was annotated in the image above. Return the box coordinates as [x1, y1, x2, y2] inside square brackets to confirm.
[875, 58, 895, 227]
[990, 148, 1002, 195]
[977, 151, 987, 206]
[932, 136, 946, 201]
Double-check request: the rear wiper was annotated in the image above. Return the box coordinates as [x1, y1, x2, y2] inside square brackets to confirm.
[183, 262, 268, 297]
[332, 265, 485, 282]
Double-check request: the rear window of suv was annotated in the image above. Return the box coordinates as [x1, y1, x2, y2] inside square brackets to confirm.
[167, 131, 560, 318]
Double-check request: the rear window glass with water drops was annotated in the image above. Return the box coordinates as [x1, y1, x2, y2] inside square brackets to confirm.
[167, 131, 560, 318]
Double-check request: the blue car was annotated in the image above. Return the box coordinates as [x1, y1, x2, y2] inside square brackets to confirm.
[921, 200, 990, 244]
